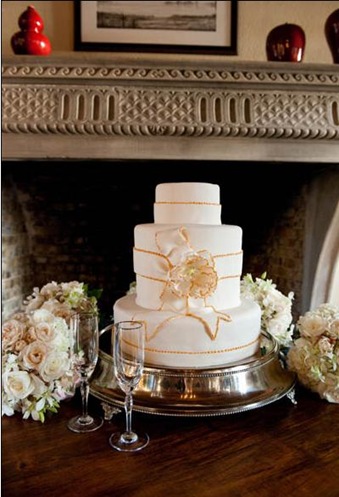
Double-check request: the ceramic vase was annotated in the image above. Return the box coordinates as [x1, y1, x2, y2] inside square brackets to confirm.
[266, 23, 305, 62]
[325, 9, 339, 63]
[11, 5, 51, 55]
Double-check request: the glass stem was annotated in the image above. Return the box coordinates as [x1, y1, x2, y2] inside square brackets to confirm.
[80, 376, 89, 420]
[125, 392, 133, 435]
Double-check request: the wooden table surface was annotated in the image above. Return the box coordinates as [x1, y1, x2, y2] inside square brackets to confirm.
[2, 386, 339, 497]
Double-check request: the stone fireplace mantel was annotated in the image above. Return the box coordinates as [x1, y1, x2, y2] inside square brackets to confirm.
[2, 53, 339, 162]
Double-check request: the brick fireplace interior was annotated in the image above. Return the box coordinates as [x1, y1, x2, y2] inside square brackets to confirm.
[2, 159, 338, 324]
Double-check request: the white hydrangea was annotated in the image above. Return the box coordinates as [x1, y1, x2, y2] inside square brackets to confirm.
[288, 303, 339, 404]
[241, 273, 294, 347]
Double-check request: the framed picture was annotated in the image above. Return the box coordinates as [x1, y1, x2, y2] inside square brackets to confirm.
[74, 1, 237, 55]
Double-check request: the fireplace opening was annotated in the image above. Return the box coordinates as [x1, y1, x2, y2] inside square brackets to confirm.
[2, 160, 338, 323]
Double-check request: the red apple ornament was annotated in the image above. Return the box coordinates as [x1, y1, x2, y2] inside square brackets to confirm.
[266, 23, 305, 62]
[11, 5, 51, 55]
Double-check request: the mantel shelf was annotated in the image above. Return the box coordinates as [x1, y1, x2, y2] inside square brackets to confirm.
[2, 54, 339, 162]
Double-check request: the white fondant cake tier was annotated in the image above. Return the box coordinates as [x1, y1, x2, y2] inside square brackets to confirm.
[154, 182, 221, 225]
[114, 294, 261, 368]
[134, 224, 242, 310]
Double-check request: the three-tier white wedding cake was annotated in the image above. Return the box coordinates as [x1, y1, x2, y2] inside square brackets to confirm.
[114, 182, 261, 368]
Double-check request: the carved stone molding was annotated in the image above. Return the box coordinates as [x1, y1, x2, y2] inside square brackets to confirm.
[2, 54, 339, 162]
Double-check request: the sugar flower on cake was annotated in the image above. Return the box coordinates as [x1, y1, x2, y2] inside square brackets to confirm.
[169, 251, 218, 299]
[287, 303, 339, 404]
[155, 226, 219, 308]
[2, 281, 100, 422]
[241, 272, 294, 347]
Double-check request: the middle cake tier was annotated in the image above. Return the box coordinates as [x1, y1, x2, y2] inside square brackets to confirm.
[133, 224, 243, 311]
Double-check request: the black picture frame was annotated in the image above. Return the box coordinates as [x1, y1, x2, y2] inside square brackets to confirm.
[74, 1, 237, 56]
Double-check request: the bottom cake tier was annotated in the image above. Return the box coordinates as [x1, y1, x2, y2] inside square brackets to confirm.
[90, 330, 296, 417]
[114, 294, 261, 368]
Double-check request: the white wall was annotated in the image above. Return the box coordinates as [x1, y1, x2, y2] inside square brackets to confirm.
[1, 1, 337, 63]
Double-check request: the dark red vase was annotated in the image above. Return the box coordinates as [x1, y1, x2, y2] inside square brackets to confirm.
[325, 9, 339, 63]
[266, 23, 305, 62]
[11, 5, 51, 55]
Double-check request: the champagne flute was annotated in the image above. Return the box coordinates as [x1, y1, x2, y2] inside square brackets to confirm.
[109, 320, 149, 452]
[67, 312, 103, 433]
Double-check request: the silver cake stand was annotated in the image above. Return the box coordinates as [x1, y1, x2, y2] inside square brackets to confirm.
[90, 327, 297, 417]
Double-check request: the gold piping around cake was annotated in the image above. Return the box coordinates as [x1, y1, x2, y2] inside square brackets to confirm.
[134, 246, 242, 260]
[137, 272, 241, 283]
[130, 307, 232, 342]
[134, 247, 170, 262]
[122, 337, 260, 355]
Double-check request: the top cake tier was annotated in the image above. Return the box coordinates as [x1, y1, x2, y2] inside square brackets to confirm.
[154, 182, 221, 225]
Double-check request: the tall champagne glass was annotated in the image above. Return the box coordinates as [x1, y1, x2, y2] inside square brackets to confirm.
[67, 312, 103, 433]
[109, 321, 149, 452]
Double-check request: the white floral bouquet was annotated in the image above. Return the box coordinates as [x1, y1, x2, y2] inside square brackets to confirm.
[240, 272, 294, 348]
[287, 303, 339, 404]
[2, 281, 100, 422]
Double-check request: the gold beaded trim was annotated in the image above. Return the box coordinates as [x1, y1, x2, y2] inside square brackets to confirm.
[134, 246, 241, 283]
[136, 272, 240, 283]
[134, 247, 242, 260]
[142, 337, 259, 355]
[134, 247, 169, 260]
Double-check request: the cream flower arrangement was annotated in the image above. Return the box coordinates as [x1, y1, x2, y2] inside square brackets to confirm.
[240, 272, 294, 348]
[2, 281, 100, 422]
[287, 303, 339, 404]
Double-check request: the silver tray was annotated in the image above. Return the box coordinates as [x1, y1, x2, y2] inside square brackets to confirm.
[90, 327, 296, 417]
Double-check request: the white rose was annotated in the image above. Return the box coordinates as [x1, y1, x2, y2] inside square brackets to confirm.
[32, 309, 55, 324]
[20, 341, 48, 371]
[2, 319, 25, 351]
[39, 351, 70, 382]
[51, 317, 71, 350]
[298, 314, 327, 339]
[35, 321, 56, 343]
[3, 370, 35, 400]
